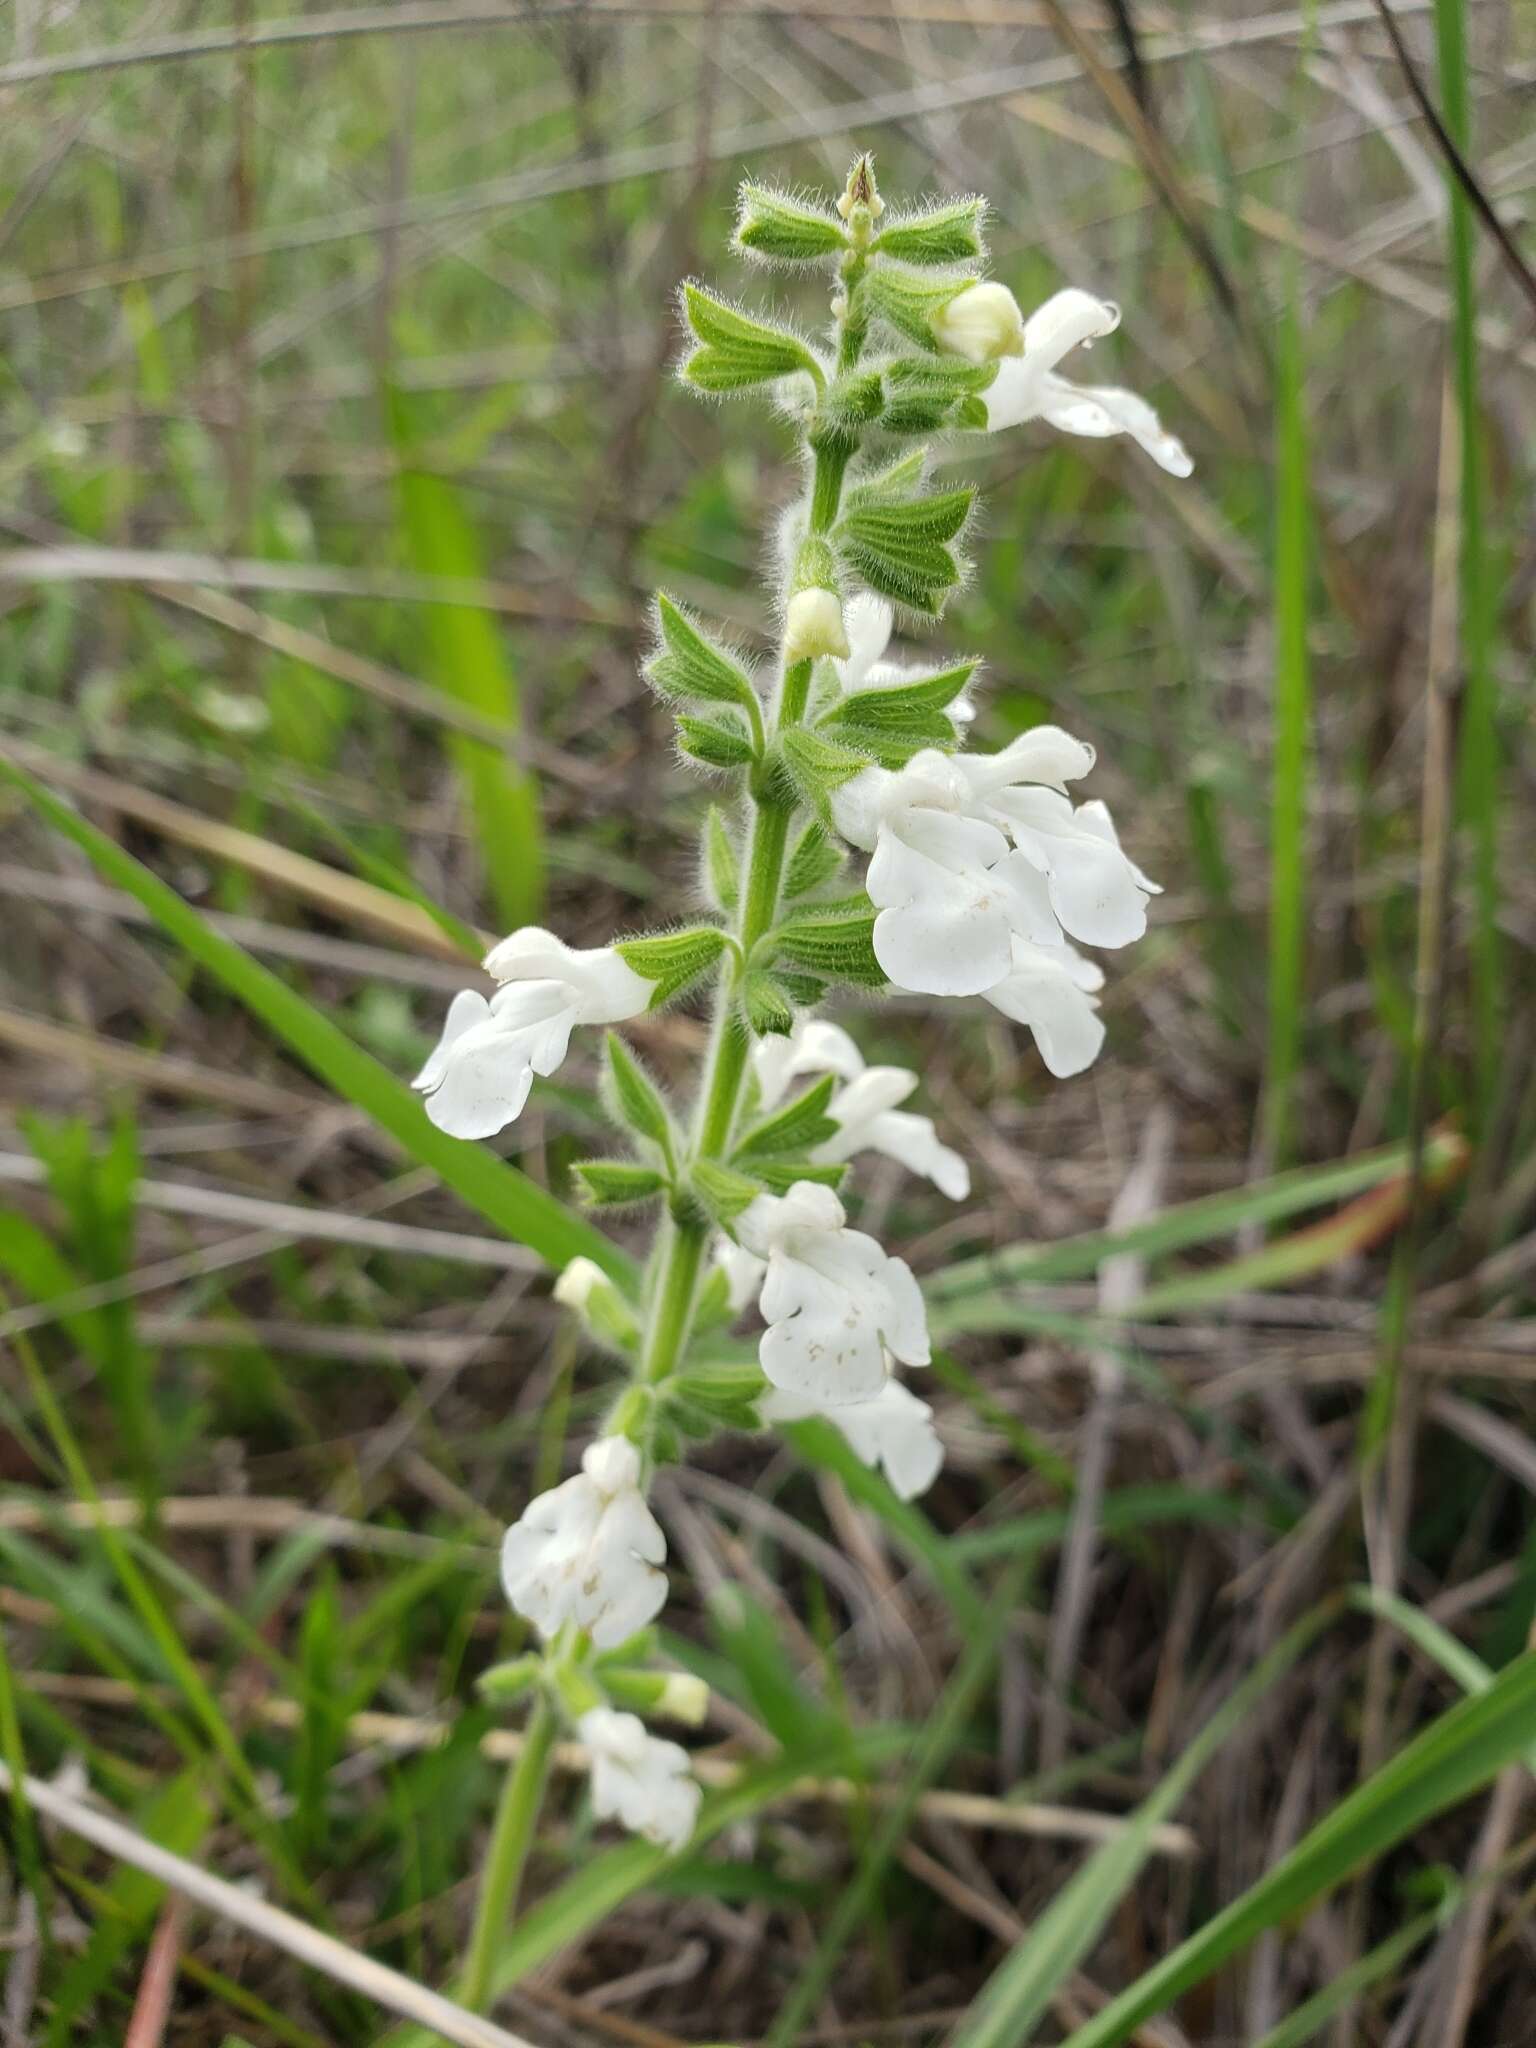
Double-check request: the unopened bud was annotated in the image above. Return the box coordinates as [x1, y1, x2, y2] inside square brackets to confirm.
[655, 1672, 710, 1726]
[554, 1256, 605, 1311]
[477, 1654, 542, 1704]
[837, 153, 884, 223]
[785, 586, 849, 662]
[930, 281, 1024, 365]
[553, 1256, 640, 1350]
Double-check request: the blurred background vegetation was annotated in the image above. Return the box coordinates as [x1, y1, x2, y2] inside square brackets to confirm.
[1, 2, 1534, 2044]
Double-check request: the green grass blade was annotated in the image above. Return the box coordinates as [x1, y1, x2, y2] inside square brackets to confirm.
[1260, 264, 1312, 1169]
[951, 1602, 1337, 2048]
[388, 386, 544, 930]
[0, 751, 630, 1287]
[926, 1140, 1429, 1309]
[1052, 1646, 1536, 2048]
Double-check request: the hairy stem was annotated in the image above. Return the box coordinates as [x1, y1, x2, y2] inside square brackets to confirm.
[458, 1690, 558, 2012]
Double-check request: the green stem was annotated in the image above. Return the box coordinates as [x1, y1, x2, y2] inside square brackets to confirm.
[459, 1692, 558, 2013]
[628, 270, 870, 1404]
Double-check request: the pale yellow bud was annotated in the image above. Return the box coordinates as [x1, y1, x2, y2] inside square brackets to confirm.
[784, 586, 849, 661]
[930, 280, 1025, 365]
[553, 1256, 606, 1311]
[656, 1673, 710, 1726]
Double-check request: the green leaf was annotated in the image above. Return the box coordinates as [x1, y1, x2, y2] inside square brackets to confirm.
[648, 595, 763, 723]
[784, 820, 845, 899]
[734, 183, 848, 264]
[387, 386, 543, 928]
[773, 970, 827, 1008]
[878, 354, 998, 434]
[677, 713, 757, 770]
[735, 1073, 840, 1159]
[773, 907, 886, 988]
[836, 487, 974, 616]
[690, 1158, 762, 1227]
[703, 806, 740, 911]
[616, 925, 730, 1007]
[750, 1159, 847, 1194]
[1050, 1647, 1536, 2048]
[779, 727, 873, 805]
[0, 753, 632, 1287]
[742, 969, 796, 1037]
[872, 197, 986, 264]
[829, 660, 977, 729]
[602, 1034, 672, 1151]
[573, 1160, 668, 1209]
[862, 263, 971, 351]
[681, 283, 823, 396]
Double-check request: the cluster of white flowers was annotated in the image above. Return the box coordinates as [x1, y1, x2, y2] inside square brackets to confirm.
[408, 158, 1191, 1869]
[831, 723, 1157, 1080]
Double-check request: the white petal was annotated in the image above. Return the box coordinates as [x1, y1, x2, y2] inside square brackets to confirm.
[991, 788, 1150, 949]
[984, 938, 1107, 1078]
[835, 592, 894, 692]
[413, 989, 492, 1093]
[962, 725, 1096, 797]
[784, 1018, 866, 1084]
[418, 1013, 538, 1139]
[1038, 373, 1193, 477]
[834, 1380, 945, 1499]
[482, 927, 653, 1021]
[579, 1709, 700, 1852]
[857, 1109, 971, 1201]
[1021, 287, 1121, 368]
[714, 1237, 767, 1314]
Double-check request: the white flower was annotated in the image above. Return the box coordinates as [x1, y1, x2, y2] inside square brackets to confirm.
[414, 929, 652, 1139]
[735, 1180, 929, 1405]
[834, 594, 974, 723]
[578, 1707, 700, 1852]
[962, 738, 1160, 950]
[714, 1236, 766, 1314]
[785, 586, 849, 661]
[931, 280, 1025, 364]
[982, 934, 1106, 1078]
[752, 1018, 969, 1200]
[830, 750, 1032, 997]
[982, 288, 1192, 477]
[762, 1378, 944, 1499]
[499, 1436, 666, 1649]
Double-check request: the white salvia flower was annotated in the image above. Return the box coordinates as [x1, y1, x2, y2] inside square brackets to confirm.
[982, 934, 1106, 1078]
[982, 288, 1193, 477]
[578, 1707, 701, 1852]
[714, 1236, 767, 1314]
[784, 586, 850, 661]
[735, 1180, 929, 1405]
[931, 280, 1025, 364]
[499, 1436, 666, 1649]
[762, 1378, 944, 1499]
[962, 736, 1161, 950]
[752, 1018, 969, 1200]
[834, 593, 975, 723]
[414, 929, 652, 1139]
[831, 749, 1039, 997]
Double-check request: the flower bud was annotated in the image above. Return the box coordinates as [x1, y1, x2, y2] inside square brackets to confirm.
[552, 1256, 640, 1350]
[655, 1672, 711, 1726]
[930, 280, 1025, 365]
[784, 586, 849, 662]
[476, 1654, 542, 1704]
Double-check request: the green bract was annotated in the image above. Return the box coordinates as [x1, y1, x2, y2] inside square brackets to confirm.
[680, 282, 824, 396]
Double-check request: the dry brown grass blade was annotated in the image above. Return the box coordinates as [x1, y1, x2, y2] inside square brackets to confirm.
[18, 1669, 1196, 1856]
[0, 738, 481, 958]
[0, 1760, 544, 2048]
[0, 1002, 317, 1117]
